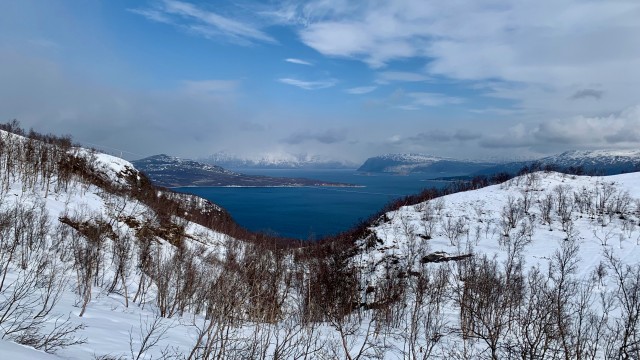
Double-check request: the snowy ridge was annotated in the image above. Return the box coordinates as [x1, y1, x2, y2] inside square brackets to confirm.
[543, 149, 640, 166]
[132, 153, 356, 187]
[370, 153, 452, 163]
[133, 154, 238, 175]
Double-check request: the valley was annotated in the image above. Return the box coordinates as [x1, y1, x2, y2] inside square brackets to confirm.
[2, 125, 640, 359]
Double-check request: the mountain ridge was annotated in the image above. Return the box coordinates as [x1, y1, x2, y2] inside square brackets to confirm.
[359, 149, 640, 176]
[203, 151, 357, 169]
[474, 148, 640, 176]
[357, 153, 497, 174]
[132, 153, 357, 187]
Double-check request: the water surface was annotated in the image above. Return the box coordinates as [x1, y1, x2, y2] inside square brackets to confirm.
[175, 169, 451, 239]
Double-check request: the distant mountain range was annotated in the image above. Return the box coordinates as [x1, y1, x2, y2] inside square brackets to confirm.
[358, 150, 640, 176]
[475, 149, 640, 176]
[357, 153, 498, 174]
[132, 154, 355, 187]
[134, 149, 640, 187]
[202, 152, 357, 169]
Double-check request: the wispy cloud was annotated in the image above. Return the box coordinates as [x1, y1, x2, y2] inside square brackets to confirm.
[278, 77, 337, 90]
[408, 92, 463, 107]
[285, 58, 313, 66]
[128, 8, 173, 24]
[281, 129, 346, 144]
[376, 71, 429, 84]
[387, 129, 483, 147]
[131, 0, 275, 45]
[345, 86, 377, 95]
[570, 89, 604, 101]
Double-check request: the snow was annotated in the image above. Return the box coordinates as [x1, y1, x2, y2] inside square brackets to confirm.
[360, 171, 640, 282]
[3, 127, 640, 358]
[0, 339, 61, 359]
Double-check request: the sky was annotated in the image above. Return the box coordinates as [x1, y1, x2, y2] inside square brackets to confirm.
[1, 0, 640, 163]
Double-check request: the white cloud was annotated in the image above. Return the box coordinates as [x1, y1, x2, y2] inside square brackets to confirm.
[480, 105, 640, 149]
[282, 0, 640, 115]
[285, 58, 313, 66]
[345, 86, 377, 95]
[299, 20, 419, 68]
[278, 77, 337, 90]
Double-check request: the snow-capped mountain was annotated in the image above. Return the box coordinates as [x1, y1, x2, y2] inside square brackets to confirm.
[203, 151, 357, 169]
[357, 153, 497, 174]
[475, 149, 640, 176]
[542, 149, 640, 171]
[360, 149, 640, 176]
[132, 154, 355, 187]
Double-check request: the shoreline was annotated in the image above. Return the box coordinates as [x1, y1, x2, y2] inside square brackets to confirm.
[172, 184, 366, 189]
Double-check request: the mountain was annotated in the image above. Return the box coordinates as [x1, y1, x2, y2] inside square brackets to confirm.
[203, 151, 357, 169]
[359, 149, 640, 177]
[541, 149, 640, 173]
[132, 154, 354, 187]
[475, 149, 640, 176]
[357, 153, 498, 174]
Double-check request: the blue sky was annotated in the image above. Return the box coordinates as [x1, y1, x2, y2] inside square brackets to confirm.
[1, 0, 640, 162]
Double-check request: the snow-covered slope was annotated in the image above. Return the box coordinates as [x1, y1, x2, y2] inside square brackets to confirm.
[359, 171, 640, 279]
[0, 129, 241, 358]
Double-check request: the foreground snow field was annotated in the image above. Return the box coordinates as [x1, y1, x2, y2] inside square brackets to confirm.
[2, 128, 640, 359]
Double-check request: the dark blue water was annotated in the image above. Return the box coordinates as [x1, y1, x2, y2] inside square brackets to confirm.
[175, 169, 451, 240]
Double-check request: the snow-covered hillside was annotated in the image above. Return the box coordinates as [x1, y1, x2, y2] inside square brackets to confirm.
[0, 129, 236, 358]
[361, 171, 640, 279]
[2, 125, 640, 359]
[346, 170, 640, 358]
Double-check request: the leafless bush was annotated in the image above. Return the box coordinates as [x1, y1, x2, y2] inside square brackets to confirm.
[442, 216, 468, 247]
[129, 312, 177, 360]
